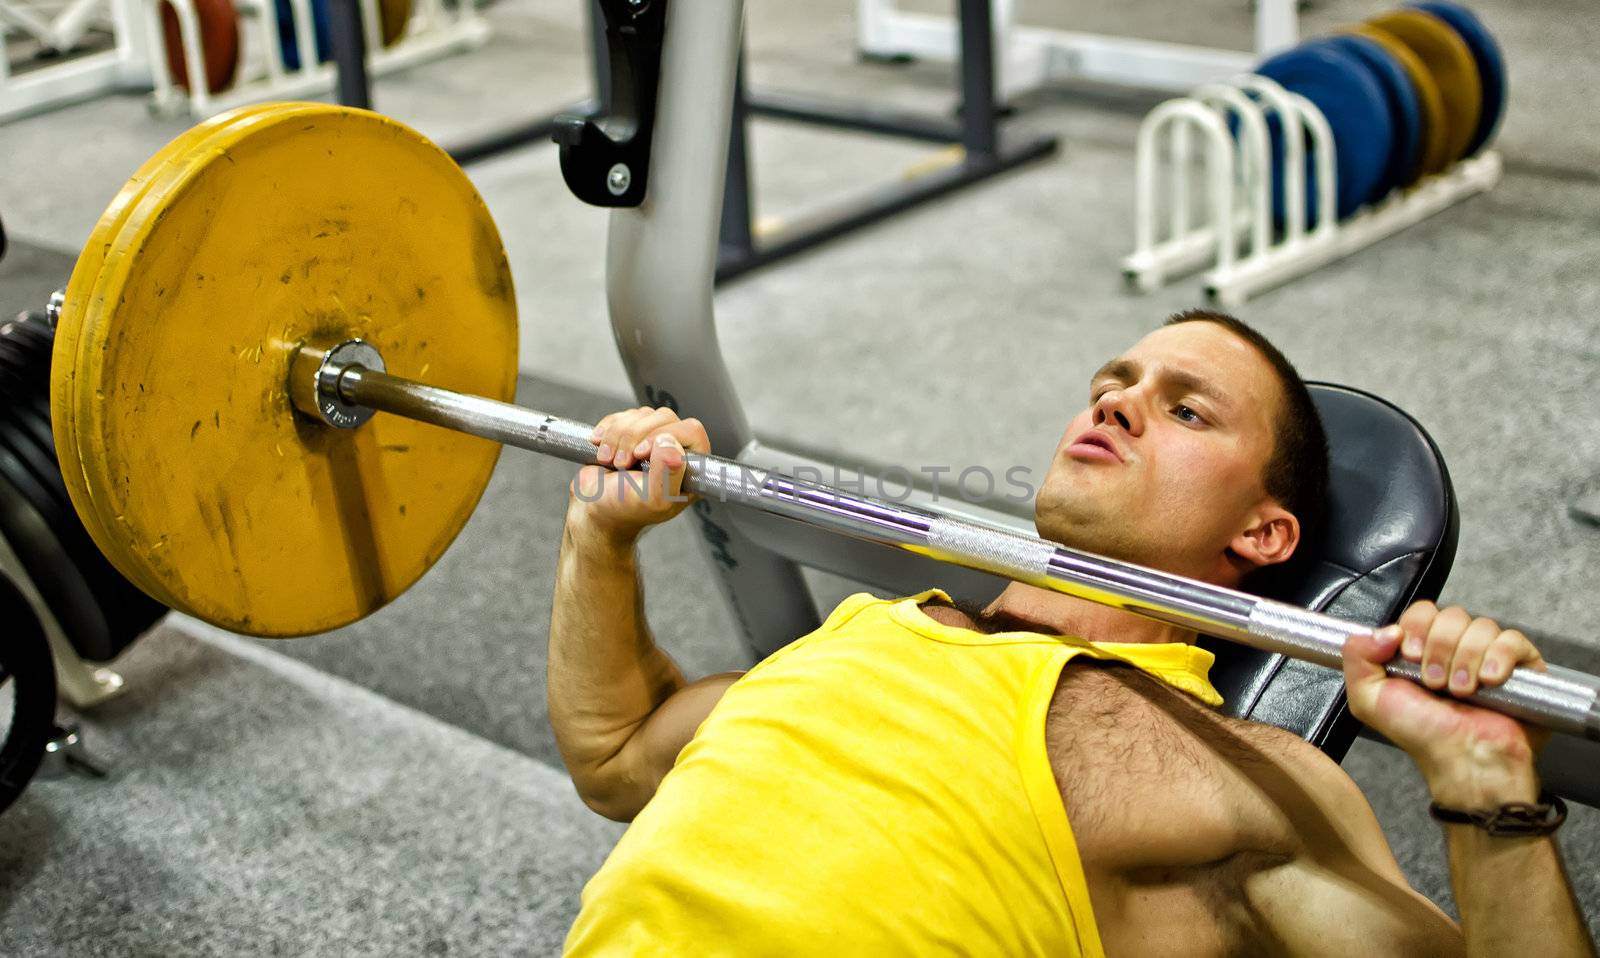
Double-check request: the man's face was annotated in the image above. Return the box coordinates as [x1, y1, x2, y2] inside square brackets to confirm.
[1034, 321, 1292, 585]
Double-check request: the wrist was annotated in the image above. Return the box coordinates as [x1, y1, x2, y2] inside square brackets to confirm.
[563, 508, 639, 560]
[1422, 757, 1540, 809]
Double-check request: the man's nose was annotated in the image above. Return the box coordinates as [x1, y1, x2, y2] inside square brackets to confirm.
[1092, 391, 1142, 435]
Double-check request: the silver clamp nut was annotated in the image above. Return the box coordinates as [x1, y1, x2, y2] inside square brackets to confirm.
[290, 340, 385, 430]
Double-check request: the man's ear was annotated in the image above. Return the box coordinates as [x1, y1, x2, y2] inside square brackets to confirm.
[1229, 501, 1300, 571]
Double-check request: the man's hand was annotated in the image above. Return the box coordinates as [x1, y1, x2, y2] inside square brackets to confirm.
[568, 406, 710, 548]
[1342, 601, 1548, 807]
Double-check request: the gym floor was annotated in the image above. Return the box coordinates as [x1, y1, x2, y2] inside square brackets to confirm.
[2, 0, 1598, 953]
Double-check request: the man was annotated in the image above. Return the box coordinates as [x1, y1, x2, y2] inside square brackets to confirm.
[549, 311, 1593, 956]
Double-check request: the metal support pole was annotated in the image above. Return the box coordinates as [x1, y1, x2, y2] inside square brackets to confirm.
[329, 0, 371, 109]
[713, 0, 1055, 283]
[719, 50, 756, 261]
[604, 0, 820, 654]
[289, 344, 1600, 744]
[957, 0, 997, 158]
[589, 0, 610, 112]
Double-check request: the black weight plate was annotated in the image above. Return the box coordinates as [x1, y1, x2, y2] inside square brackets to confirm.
[0, 357, 150, 659]
[0, 451, 113, 658]
[0, 341, 70, 529]
[2, 389, 164, 658]
[0, 571, 56, 816]
[0, 319, 51, 389]
[16, 396, 167, 651]
[0, 313, 166, 653]
[0, 420, 71, 534]
[0, 362, 79, 533]
[0, 434, 76, 578]
[2, 312, 54, 355]
[21, 394, 58, 463]
[0, 341, 60, 484]
[0, 339, 41, 397]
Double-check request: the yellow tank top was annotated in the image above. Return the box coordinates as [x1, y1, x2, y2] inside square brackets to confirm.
[564, 590, 1222, 956]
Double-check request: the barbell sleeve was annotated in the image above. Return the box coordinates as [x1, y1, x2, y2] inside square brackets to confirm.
[292, 343, 1600, 742]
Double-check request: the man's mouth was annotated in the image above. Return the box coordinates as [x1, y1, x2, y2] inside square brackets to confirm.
[1066, 430, 1123, 464]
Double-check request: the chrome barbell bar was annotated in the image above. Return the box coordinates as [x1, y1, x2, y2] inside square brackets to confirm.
[290, 340, 1600, 742]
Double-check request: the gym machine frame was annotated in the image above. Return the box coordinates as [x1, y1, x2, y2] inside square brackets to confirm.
[523, 0, 1055, 284]
[714, 0, 1056, 284]
[559, 0, 1053, 652]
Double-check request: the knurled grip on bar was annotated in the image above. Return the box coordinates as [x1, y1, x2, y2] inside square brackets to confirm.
[1246, 601, 1366, 669]
[926, 518, 1058, 583]
[1248, 602, 1600, 740]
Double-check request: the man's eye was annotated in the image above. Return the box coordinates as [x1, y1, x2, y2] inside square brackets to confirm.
[1174, 404, 1204, 424]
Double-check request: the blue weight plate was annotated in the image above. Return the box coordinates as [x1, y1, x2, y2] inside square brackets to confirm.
[275, 0, 332, 70]
[1256, 40, 1395, 221]
[1411, 1, 1505, 156]
[1325, 34, 1420, 203]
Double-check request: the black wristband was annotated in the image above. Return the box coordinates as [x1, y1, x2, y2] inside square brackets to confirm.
[1428, 791, 1568, 837]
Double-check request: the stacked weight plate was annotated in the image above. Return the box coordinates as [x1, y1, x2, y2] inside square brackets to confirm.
[0, 299, 169, 816]
[156, 0, 413, 96]
[0, 305, 167, 665]
[159, 0, 243, 94]
[1253, 0, 1507, 221]
[273, 0, 412, 69]
[1124, 1, 1507, 305]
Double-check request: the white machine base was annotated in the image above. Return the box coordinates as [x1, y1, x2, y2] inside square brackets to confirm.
[856, 0, 1297, 99]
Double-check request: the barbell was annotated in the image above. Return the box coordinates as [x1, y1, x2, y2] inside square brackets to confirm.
[51, 102, 1600, 741]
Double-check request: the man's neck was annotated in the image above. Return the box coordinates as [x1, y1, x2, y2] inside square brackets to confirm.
[979, 582, 1199, 645]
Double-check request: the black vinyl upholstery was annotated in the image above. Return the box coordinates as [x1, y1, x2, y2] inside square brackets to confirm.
[1203, 383, 1459, 762]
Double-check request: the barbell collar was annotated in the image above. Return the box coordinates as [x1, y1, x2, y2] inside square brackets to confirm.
[287, 342, 1600, 742]
[291, 341, 386, 430]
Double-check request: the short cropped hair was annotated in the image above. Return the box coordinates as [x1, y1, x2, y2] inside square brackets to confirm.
[1164, 309, 1329, 542]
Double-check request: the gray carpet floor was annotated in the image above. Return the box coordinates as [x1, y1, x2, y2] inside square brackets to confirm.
[1, 620, 623, 957]
[2, 0, 1599, 950]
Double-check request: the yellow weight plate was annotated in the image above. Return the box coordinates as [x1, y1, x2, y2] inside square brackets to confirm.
[69, 104, 518, 636]
[54, 103, 296, 607]
[71, 103, 339, 610]
[1368, 9, 1482, 168]
[379, 0, 410, 46]
[1343, 23, 1448, 185]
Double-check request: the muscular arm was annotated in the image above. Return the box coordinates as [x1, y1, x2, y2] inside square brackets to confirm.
[1343, 605, 1596, 957]
[549, 513, 740, 822]
[1435, 776, 1595, 958]
[1249, 761, 1464, 957]
[1263, 763, 1591, 958]
[546, 411, 741, 822]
